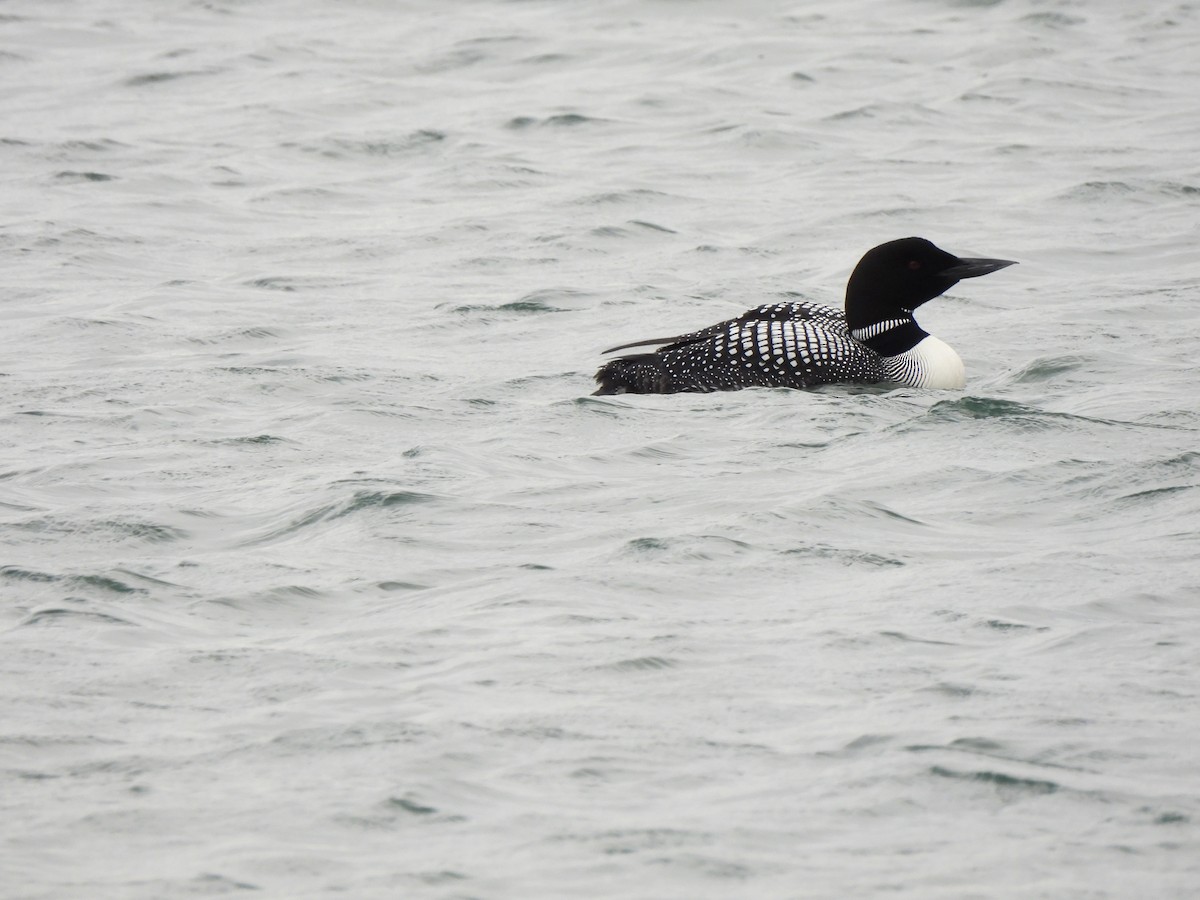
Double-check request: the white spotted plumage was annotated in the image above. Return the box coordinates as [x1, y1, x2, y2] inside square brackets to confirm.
[606, 301, 887, 392]
[593, 301, 966, 393]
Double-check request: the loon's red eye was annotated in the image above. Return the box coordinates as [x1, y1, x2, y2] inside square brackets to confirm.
[908, 260, 921, 270]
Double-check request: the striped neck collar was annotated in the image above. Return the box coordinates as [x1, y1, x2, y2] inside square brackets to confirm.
[850, 315, 928, 358]
[850, 316, 913, 343]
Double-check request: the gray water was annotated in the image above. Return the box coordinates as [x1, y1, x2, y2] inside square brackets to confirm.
[3, 1, 1199, 897]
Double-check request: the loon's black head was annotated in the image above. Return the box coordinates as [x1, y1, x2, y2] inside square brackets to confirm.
[844, 237, 1016, 333]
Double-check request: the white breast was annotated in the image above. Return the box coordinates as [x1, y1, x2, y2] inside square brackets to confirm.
[882, 335, 965, 389]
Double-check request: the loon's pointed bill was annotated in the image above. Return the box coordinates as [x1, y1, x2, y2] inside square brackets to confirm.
[940, 257, 1018, 280]
[593, 236, 1016, 396]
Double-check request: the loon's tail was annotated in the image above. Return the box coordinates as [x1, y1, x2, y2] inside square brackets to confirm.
[593, 354, 675, 395]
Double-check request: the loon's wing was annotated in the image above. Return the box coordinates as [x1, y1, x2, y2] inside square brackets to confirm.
[603, 333, 693, 354]
[595, 305, 884, 395]
[603, 301, 843, 355]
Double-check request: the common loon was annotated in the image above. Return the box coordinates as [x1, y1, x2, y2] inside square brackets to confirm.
[593, 237, 1016, 395]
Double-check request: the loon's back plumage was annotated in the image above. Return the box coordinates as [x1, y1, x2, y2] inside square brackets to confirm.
[593, 301, 883, 395]
[593, 237, 1016, 396]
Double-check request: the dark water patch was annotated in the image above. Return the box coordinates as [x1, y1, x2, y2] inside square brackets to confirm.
[503, 372, 574, 389]
[62, 316, 125, 329]
[320, 369, 373, 384]
[250, 186, 343, 205]
[628, 444, 685, 461]
[1020, 11, 1086, 28]
[781, 543, 905, 568]
[1039, 717, 1092, 728]
[107, 521, 188, 544]
[444, 290, 581, 314]
[245, 277, 297, 292]
[521, 52, 572, 65]
[340, 796, 466, 831]
[1, 566, 60, 583]
[14, 518, 187, 544]
[959, 90, 1020, 105]
[859, 501, 927, 527]
[923, 682, 980, 697]
[591, 225, 631, 238]
[552, 827, 712, 861]
[1, 733, 123, 749]
[268, 722, 426, 752]
[69, 574, 146, 595]
[619, 534, 753, 562]
[284, 131, 444, 160]
[1068, 180, 1132, 197]
[21, 607, 136, 627]
[189, 326, 281, 345]
[982, 619, 1047, 633]
[1115, 484, 1197, 506]
[57, 139, 126, 153]
[188, 873, 261, 892]
[630, 220, 677, 234]
[125, 70, 214, 86]
[1006, 355, 1091, 383]
[925, 396, 1118, 430]
[211, 434, 292, 445]
[0, 469, 40, 487]
[600, 656, 678, 673]
[1145, 180, 1200, 197]
[387, 796, 438, 816]
[948, 736, 1007, 754]
[930, 765, 1060, 796]
[519, 562, 552, 571]
[577, 188, 673, 205]
[113, 568, 182, 590]
[260, 584, 321, 600]
[54, 171, 116, 182]
[1153, 811, 1190, 825]
[247, 490, 435, 545]
[505, 113, 604, 128]
[571, 767, 610, 782]
[456, 33, 527, 47]
[494, 298, 568, 313]
[376, 581, 429, 592]
[567, 396, 625, 417]
[1054, 179, 1198, 202]
[880, 631, 957, 646]
[545, 113, 600, 126]
[790, 71, 815, 83]
[541, 613, 611, 626]
[825, 103, 940, 123]
[332, 132, 445, 156]
[339, 490, 436, 514]
[414, 871, 467, 885]
[498, 725, 587, 740]
[1151, 451, 1200, 469]
[818, 733, 893, 758]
